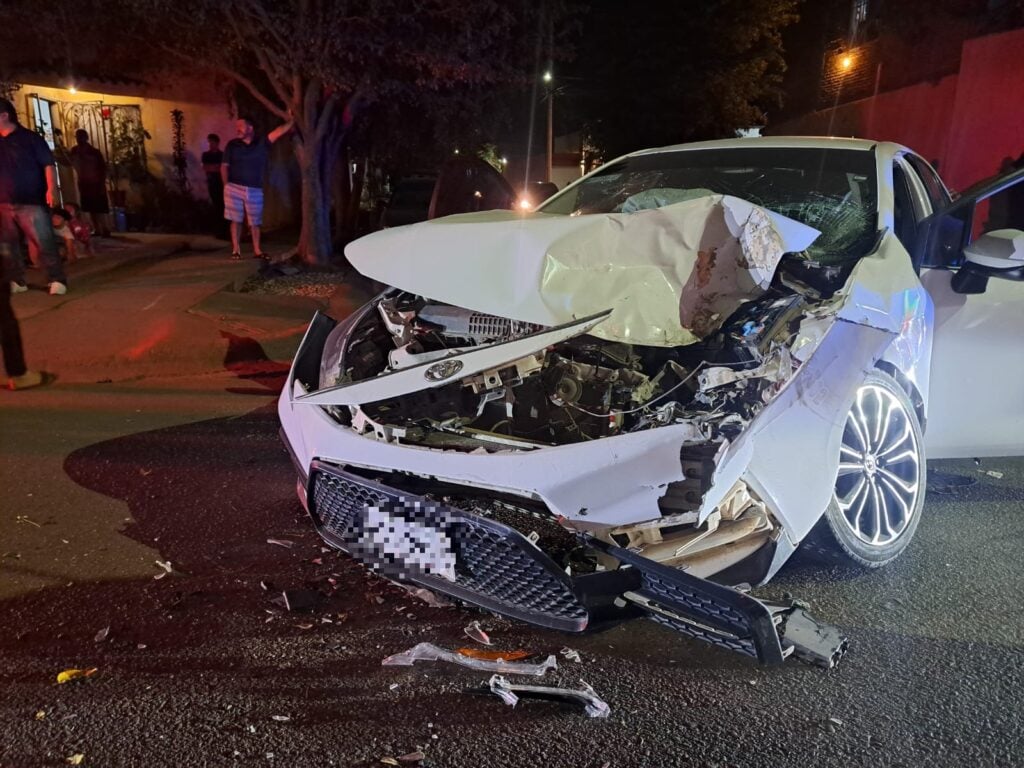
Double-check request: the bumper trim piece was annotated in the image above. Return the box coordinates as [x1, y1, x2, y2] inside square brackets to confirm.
[598, 540, 788, 665]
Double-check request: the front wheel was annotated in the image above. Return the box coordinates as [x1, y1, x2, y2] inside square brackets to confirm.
[805, 370, 926, 568]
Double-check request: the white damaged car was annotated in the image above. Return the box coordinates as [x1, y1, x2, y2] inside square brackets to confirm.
[278, 138, 1024, 666]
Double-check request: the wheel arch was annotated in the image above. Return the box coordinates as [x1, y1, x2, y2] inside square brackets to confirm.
[874, 360, 927, 433]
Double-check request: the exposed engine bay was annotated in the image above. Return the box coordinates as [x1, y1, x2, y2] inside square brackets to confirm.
[318, 256, 847, 453]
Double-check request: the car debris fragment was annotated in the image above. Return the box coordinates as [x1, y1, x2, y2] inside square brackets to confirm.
[559, 647, 582, 663]
[456, 647, 531, 661]
[485, 674, 610, 718]
[463, 620, 491, 645]
[382, 642, 556, 676]
[270, 589, 323, 612]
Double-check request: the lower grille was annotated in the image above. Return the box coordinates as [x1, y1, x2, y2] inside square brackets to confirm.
[307, 463, 588, 631]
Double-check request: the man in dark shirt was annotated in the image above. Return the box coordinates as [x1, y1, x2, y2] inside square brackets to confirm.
[221, 115, 293, 259]
[0, 98, 67, 296]
[69, 129, 111, 237]
[201, 133, 224, 226]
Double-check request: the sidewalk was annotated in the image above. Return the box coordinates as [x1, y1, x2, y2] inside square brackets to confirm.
[12, 233, 230, 321]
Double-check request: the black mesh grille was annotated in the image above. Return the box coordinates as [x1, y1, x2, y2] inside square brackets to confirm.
[454, 517, 587, 622]
[642, 570, 758, 658]
[312, 473, 390, 539]
[308, 465, 587, 630]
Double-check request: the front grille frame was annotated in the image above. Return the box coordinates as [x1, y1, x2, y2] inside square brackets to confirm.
[306, 460, 589, 632]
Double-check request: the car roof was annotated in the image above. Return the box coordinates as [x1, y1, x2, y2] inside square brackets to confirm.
[627, 136, 905, 158]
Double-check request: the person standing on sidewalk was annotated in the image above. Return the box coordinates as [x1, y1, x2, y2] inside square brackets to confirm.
[0, 231, 44, 390]
[69, 129, 112, 237]
[221, 116, 293, 260]
[0, 98, 68, 296]
[202, 133, 225, 228]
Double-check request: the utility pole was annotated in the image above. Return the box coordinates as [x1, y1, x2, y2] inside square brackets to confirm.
[544, 70, 553, 183]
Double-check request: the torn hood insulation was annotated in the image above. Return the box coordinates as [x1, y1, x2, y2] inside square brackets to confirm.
[346, 195, 819, 347]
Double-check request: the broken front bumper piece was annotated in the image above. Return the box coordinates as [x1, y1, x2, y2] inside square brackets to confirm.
[302, 462, 847, 667]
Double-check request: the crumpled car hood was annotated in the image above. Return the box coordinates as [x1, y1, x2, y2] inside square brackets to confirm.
[346, 195, 819, 347]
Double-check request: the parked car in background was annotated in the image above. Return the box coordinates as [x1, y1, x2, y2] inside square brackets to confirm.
[281, 137, 1024, 667]
[379, 157, 515, 228]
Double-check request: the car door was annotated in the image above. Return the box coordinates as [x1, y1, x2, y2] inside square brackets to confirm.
[914, 164, 1024, 458]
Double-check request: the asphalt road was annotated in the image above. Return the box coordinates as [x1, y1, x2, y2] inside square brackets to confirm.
[1, 248, 1022, 767]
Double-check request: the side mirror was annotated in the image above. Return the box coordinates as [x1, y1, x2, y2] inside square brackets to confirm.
[951, 229, 1024, 294]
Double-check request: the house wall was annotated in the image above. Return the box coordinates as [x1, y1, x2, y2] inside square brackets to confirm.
[12, 78, 297, 229]
[768, 27, 1024, 192]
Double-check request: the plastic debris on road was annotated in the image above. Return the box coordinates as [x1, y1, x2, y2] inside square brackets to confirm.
[486, 674, 611, 718]
[463, 620, 492, 645]
[382, 642, 556, 676]
[270, 589, 323, 612]
[56, 668, 98, 685]
[401, 585, 453, 608]
[560, 647, 582, 663]
[456, 647, 531, 662]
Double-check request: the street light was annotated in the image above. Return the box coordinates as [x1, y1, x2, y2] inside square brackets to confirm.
[543, 71, 553, 183]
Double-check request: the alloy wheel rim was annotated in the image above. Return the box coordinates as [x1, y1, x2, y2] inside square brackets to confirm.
[835, 383, 921, 546]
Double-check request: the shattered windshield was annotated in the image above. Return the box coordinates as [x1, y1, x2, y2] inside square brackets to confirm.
[540, 147, 879, 264]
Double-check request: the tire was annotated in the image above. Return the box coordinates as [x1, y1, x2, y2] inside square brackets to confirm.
[803, 370, 926, 568]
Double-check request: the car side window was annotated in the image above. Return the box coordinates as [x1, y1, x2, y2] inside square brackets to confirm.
[904, 155, 950, 213]
[892, 163, 919, 253]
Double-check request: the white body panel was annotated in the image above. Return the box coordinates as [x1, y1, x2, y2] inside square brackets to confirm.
[922, 268, 1024, 458]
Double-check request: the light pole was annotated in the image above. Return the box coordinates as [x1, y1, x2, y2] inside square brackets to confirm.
[543, 70, 553, 183]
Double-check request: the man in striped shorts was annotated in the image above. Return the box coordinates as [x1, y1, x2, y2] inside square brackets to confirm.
[221, 115, 293, 260]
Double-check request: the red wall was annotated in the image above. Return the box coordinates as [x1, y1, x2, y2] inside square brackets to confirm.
[770, 27, 1024, 192]
[941, 28, 1024, 192]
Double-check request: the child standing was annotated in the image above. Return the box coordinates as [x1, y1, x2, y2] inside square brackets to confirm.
[51, 208, 77, 262]
[64, 202, 94, 258]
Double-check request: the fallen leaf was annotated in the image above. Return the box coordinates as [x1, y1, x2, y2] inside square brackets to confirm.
[94, 626, 110, 643]
[34, 710, 46, 720]
[66, 754, 85, 765]
[56, 668, 98, 684]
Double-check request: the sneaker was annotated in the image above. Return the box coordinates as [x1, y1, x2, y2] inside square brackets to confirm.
[10, 281, 28, 294]
[8, 370, 44, 390]
[48, 281, 67, 296]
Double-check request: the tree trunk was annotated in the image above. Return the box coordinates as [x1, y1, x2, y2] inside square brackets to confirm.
[348, 155, 366, 236]
[296, 138, 332, 265]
